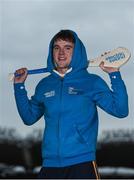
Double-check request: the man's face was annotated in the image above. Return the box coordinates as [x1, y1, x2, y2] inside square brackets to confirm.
[53, 39, 74, 70]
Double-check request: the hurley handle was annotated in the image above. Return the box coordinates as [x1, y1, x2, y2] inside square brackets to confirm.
[8, 68, 49, 81]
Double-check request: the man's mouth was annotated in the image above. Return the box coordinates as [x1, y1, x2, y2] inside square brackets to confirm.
[58, 57, 66, 61]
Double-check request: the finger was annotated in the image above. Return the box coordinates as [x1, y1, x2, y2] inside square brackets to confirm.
[13, 68, 28, 84]
[99, 62, 106, 71]
[99, 61, 104, 67]
[15, 68, 27, 76]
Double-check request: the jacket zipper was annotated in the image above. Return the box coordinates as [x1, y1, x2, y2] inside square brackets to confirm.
[57, 77, 64, 166]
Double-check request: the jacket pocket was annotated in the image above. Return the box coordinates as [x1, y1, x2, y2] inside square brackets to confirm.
[61, 124, 93, 158]
[75, 124, 90, 147]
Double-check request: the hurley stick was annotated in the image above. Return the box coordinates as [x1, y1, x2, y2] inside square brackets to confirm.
[8, 47, 131, 81]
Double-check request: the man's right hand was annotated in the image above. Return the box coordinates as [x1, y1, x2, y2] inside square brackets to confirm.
[14, 68, 28, 84]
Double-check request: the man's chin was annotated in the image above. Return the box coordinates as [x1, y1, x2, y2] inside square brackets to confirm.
[58, 65, 69, 69]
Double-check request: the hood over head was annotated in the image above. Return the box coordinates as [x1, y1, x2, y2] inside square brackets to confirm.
[47, 30, 89, 74]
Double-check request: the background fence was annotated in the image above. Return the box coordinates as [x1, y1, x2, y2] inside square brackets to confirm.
[0, 128, 134, 179]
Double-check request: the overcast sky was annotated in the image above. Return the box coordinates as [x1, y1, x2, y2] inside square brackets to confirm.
[0, 0, 134, 137]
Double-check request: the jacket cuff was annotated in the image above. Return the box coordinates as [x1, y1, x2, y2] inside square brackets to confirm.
[14, 83, 26, 94]
[108, 71, 122, 82]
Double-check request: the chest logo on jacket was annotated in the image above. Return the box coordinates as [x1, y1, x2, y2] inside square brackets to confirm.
[44, 90, 55, 98]
[68, 87, 83, 95]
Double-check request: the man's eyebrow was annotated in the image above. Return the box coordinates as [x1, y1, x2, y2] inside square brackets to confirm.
[53, 44, 74, 48]
[63, 45, 74, 49]
[65, 45, 73, 47]
[53, 44, 59, 47]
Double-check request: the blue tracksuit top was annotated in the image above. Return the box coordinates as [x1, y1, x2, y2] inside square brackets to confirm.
[14, 31, 129, 167]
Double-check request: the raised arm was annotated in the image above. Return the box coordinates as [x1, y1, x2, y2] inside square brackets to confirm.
[92, 63, 129, 118]
[14, 68, 44, 125]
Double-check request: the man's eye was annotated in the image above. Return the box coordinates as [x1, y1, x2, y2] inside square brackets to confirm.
[54, 47, 59, 50]
[66, 47, 71, 50]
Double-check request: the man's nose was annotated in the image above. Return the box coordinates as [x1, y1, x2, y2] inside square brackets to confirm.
[59, 49, 65, 55]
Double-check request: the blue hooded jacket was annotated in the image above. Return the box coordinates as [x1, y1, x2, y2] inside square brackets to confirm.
[14, 30, 129, 167]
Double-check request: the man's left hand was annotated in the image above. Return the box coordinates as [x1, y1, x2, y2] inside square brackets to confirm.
[99, 61, 119, 73]
[99, 52, 119, 73]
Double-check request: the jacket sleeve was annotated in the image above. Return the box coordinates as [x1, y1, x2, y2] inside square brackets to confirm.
[92, 71, 129, 118]
[14, 83, 44, 125]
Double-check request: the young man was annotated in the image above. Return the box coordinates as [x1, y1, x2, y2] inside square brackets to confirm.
[13, 30, 129, 179]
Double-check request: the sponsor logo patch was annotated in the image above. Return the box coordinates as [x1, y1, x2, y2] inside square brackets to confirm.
[44, 90, 55, 98]
[68, 87, 83, 95]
